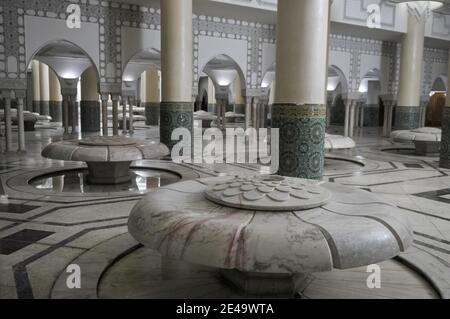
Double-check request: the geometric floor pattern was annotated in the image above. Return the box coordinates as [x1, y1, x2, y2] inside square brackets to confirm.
[0, 125, 449, 299]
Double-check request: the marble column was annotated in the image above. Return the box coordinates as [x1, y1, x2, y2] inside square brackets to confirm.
[39, 63, 50, 116]
[70, 94, 78, 135]
[252, 97, 259, 129]
[396, 2, 428, 130]
[101, 94, 109, 136]
[49, 69, 62, 123]
[121, 97, 127, 133]
[420, 97, 429, 127]
[382, 98, 396, 137]
[160, 0, 193, 150]
[111, 94, 120, 136]
[2, 91, 13, 152]
[349, 101, 356, 137]
[31, 60, 41, 114]
[245, 96, 252, 129]
[215, 94, 227, 130]
[62, 95, 70, 135]
[15, 90, 26, 153]
[272, 0, 330, 179]
[440, 52, 450, 169]
[128, 96, 135, 134]
[143, 68, 161, 126]
[344, 100, 351, 137]
[80, 66, 100, 132]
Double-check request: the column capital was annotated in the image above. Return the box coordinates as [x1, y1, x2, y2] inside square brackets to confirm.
[110, 93, 121, 101]
[0, 90, 13, 99]
[14, 90, 27, 99]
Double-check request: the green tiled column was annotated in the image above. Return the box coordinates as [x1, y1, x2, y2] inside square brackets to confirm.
[160, 102, 193, 150]
[440, 107, 450, 169]
[272, 104, 326, 179]
[394, 106, 421, 130]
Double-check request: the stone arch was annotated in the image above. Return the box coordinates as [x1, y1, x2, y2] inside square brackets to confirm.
[27, 39, 100, 83]
[328, 65, 348, 95]
[122, 47, 161, 83]
[431, 75, 448, 93]
[200, 54, 246, 93]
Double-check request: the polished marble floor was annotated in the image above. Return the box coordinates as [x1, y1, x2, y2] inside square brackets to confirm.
[0, 123, 449, 299]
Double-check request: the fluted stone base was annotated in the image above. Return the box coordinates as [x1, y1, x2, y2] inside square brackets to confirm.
[272, 103, 326, 179]
[364, 104, 379, 127]
[395, 106, 420, 130]
[80, 101, 100, 132]
[33, 100, 40, 114]
[49, 101, 62, 122]
[143, 102, 160, 126]
[40, 101, 50, 116]
[160, 102, 193, 151]
[440, 108, 450, 169]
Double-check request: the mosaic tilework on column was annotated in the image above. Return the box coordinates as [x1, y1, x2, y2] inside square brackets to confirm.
[49, 101, 62, 122]
[160, 102, 193, 150]
[440, 107, 450, 169]
[364, 104, 380, 127]
[395, 106, 421, 130]
[143, 102, 160, 126]
[80, 101, 101, 132]
[272, 104, 326, 180]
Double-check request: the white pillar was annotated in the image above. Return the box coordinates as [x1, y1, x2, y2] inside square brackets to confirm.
[16, 91, 26, 153]
[111, 94, 120, 136]
[128, 96, 134, 134]
[101, 94, 109, 136]
[31, 60, 41, 113]
[39, 63, 50, 115]
[396, 2, 429, 130]
[2, 91, 13, 152]
[273, 0, 330, 179]
[160, 0, 193, 149]
[344, 101, 350, 137]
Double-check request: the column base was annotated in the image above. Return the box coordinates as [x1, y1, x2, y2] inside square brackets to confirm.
[272, 103, 326, 179]
[160, 102, 193, 150]
[32, 101, 41, 114]
[221, 269, 312, 298]
[80, 101, 100, 132]
[395, 106, 421, 130]
[86, 161, 132, 185]
[143, 102, 160, 126]
[440, 108, 450, 169]
[364, 104, 380, 127]
[49, 101, 62, 122]
[234, 104, 245, 115]
[40, 101, 50, 116]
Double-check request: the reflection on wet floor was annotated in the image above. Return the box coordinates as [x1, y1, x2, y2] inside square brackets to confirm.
[29, 168, 181, 193]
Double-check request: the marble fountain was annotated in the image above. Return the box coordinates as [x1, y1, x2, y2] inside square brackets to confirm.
[194, 110, 218, 128]
[391, 127, 441, 155]
[324, 134, 356, 150]
[42, 136, 169, 185]
[129, 175, 413, 297]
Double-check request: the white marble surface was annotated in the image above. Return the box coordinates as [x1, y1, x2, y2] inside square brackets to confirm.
[41, 136, 169, 163]
[325, 134, 356, 150]
[391, 127, 442, 143]
[128, 176, 413, 275]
